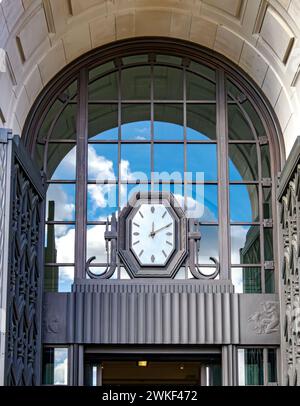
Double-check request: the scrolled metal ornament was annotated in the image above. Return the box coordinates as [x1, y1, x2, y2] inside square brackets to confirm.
[86, 213, 117, 279]
[188, 219, 220, 280]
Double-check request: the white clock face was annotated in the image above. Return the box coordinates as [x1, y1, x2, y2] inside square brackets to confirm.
[131, 203, 175, 266]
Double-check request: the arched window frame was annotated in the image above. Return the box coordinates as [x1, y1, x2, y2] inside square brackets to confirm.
[22, 38, 284, 292]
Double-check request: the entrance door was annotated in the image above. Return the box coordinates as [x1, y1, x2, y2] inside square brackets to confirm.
[84, 354, 222, 386]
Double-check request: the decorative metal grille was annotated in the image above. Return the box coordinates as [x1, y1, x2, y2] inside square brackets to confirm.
[279, 137, 300, 386]
[3, 136, 45, 386]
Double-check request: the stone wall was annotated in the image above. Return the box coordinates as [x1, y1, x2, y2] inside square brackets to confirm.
[0, 0, 299, 157]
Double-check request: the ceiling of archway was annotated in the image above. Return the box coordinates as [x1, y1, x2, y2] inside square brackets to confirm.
[0, 0, 299, 156]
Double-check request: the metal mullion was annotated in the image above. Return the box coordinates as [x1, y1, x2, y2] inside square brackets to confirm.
[229, 180, 259, 185]
[118, 64, 122, 210]
[87, 140, 119, 144]
[263, 348, 268, 386]
[186, 180, 218, 185]
[48, 140, 77, 144]
[228, 140, 257, 144]
[217, 69, 229, 279]
[46, 221, 75, 226]
[199, 222, 219, 226]
[46, 180, 76, 184]
[230, 222, 260, 226]
[87, 221, 111, 226]
[88, 180, 118, 185]
[88, 100, 119, 104]
[185, 100, 216, 104]
[183, 65, 188, 279]
[256, 139, 265, 292]
[153, 140, 184, 144]
[151, 64, 154, 191]
[75, 68, 88, 280]
[88, 140, 149, 144]
[186, 140, 217, 144]
[231, 264, 263, 268]
[88, 99, 217, 104]
[45, 263, 75, 267]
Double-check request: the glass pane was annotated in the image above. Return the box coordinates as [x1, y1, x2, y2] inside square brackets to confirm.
[43, 348, 68, 386]
[156, 54, 182, 65]
[87, 184, 118, 221]
[231, 267, 262, 293]
[198, 226, 219, 264]
[50, 104, 77, 141]
[88, 104, 118, 140]
[154, 66, 183, 99]
[46, 184, 75, 222]
[45, 224, 75, 263]
[227, 80, 246, 101]
[153, 183, 184, 203]
[231, 225, 260, 264]
[87, 225, 108, 263]
[238, 349, 264, 386]
[265, 269, 275, 293]
[38, 100, 64, 141]
[122, 55, 148, 65]
[244, 100, 266, 138]
[122, 104, 151, 140]
[264, 228, 274, 261]
[229, 144, 258, 181]
[261, 145, 271, 178]
[230, 185, 259, 223]
[122, 66, 151, 99]
[89, 61, 115, 81]
[88, 71, 118, 100]
[154, 144, 184, 181]
[48, 145, 76, 180]
[189, 61, 216, 81]
[186, 71, 215, 100]
[121, 144, 151, 181]
[44, 266, 74, 293]
[187, 144, 218, 181]
[120, 183, 149, 208]
[228, 105, 255, 140]
[154, 104, 183, 140]
[35, 143, 44, 170]
[185, 184, 218, 222]
[268, 349, 277, 383]
[120, 267, 131, 279]
[174, 267, 186, 280]
[263, 188, 272, 219]
[88, 144, 118, 181]
[186, 104, 216, 140]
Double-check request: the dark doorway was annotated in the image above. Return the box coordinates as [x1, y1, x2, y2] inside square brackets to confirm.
[84, 353, 222, 386]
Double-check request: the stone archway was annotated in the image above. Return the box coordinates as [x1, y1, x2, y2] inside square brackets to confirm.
[0, 0, 299, 157]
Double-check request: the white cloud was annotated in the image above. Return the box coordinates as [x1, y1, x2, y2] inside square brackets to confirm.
[46, 185, 75, 221]
[88, 145, 116, 181]
[56, 228, 75, 264]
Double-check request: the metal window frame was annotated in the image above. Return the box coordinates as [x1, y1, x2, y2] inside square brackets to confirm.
[21, 38, 284, 292]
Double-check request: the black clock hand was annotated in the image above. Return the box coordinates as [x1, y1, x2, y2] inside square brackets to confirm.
[150, 222, 155, 239]
[152, 223, 172, 236]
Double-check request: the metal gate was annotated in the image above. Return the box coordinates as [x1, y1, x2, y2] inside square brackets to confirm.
[0, 129, 45, 385]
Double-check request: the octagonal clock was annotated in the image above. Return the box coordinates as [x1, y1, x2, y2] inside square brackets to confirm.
[118, 192, 187, 278]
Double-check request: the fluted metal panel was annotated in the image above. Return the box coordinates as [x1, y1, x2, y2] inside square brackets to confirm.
[61, 283, 240, 345]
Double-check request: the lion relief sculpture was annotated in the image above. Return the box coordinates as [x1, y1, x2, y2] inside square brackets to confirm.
[248, 301, 280, 335]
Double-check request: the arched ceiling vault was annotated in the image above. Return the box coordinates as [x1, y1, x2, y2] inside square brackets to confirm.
[0, 0, 299, 158]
